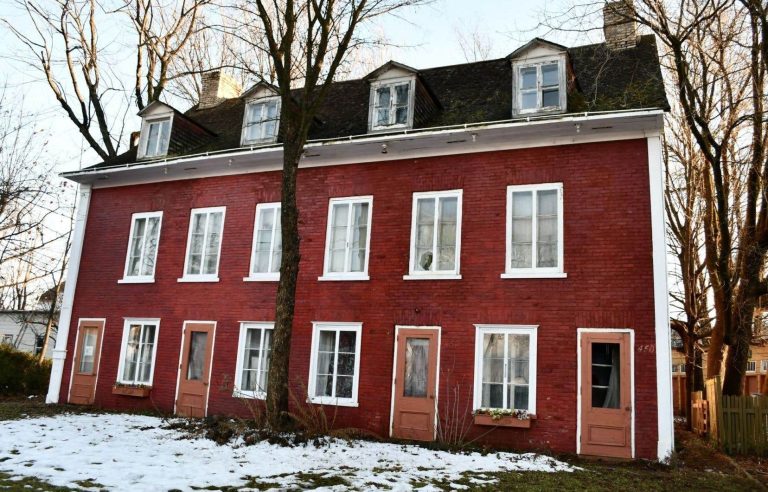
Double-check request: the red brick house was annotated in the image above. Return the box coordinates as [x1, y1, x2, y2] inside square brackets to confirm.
[46, 6, 673, 461]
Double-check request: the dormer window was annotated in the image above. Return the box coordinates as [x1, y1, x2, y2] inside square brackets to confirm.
[369, 78, 414, 131]
[513, 57, 566, 116]
[242, 97, 280, 145]
[139, 117, 171, 159]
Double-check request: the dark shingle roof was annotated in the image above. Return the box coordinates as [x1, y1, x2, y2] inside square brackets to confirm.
[92, 34, 667, 169]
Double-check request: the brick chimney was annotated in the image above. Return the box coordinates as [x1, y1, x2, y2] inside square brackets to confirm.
[199, 71, 241, 109]
[603, 1, 637, 50]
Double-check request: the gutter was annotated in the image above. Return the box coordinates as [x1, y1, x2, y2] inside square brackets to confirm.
[61, 108, 665, 180]
[46, 184, 91, 404]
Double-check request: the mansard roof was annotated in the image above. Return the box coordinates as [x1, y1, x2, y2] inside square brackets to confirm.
[90, 34, 667, 170]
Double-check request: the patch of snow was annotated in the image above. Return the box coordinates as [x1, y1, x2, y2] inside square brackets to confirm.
[0, 413, 578, 491]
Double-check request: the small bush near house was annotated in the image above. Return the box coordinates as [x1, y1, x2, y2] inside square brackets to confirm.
[0, 345, 51, 396]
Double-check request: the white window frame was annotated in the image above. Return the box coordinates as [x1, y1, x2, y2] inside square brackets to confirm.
[405, 189, 463, 280]
[233, 322, 274, 399]
[368, 76, 416, 132]
[137, 116, 173, 159]
[240, 96, 281, 146]
[116, 318, 160, 386]
[512, 55, 566, 117]
[472, 324, 538, 415]
[244, 203, 282, 282]
[748, 360, 757, 373]
[762, 360, 768, 372]
[119, 211, 163, 284]
[2, 334, 13, 345]
[503, 183, 565, 279]
[307, 322, 363, 407]
[319, 196, 373, 281]
[179, 206, 226, 283]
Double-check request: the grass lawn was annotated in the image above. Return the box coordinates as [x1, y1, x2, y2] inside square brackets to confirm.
[0, 397, 762, 491]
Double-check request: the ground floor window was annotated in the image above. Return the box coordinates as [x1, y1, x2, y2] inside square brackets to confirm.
[308, 322, 362, 407]
[473, 324, 538, 414]
[117, 319, 160, 385]
[234, 322, 273, 399]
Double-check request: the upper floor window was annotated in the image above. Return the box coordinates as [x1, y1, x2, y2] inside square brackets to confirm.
[406, 190, 462, 280]
[748, 360, 757, 373]
[513, 58, 565, 116]
[503, 183, 565, 279]
[139, 117, 171, 159]
[242, 97, 280, 145]
[320, 196, 373, 281]
[245, 203, 281, 282]
[120, 211, 162, 284]
[370, 78, 414, 131]
[180, 207, 225, 282]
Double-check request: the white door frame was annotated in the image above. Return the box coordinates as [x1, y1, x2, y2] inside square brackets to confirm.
[389, 325, 442, 439]
[576, 327, 635, 458]
[173, 320, 217, 417]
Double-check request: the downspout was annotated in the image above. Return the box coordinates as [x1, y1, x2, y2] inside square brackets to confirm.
[46, 184, 92, 404]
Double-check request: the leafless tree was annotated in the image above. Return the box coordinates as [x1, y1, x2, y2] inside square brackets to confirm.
[455, 22, 493, 62]
[223, 0, 430, 429]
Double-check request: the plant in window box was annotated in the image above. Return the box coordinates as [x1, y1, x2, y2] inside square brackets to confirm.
[112, 383, 152, 397]
[473, 408, 533, 428]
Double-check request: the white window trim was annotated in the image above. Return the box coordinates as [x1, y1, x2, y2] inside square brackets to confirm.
[748, 360, 757, 373]
[502, 182, 565, 279]
[319, 196, 373, 281]
[137, 115, 174, 159]
[233, 322, 274, 400]
[368, 76, 416, 132]
[307, 321, 363, 407]
[762, 360, 768, 372]
[405, 189, 463, 280]
[240, 96, 281, 146]
[116, 318, 161, 386]
[118, 211, 163, 284]
[244, 202, 282, 282]
[512, 55, 567, 117]
[473, 324, 538, 415]
[178, 206, 226, 283]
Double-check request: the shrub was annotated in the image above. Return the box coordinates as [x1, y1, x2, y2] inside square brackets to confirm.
[0, 344, 52, 396]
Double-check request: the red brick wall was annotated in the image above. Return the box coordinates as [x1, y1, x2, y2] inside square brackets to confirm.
[60, 138, 658, 458]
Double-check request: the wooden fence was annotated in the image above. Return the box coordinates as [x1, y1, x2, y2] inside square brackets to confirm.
[705, 376, 768, 455]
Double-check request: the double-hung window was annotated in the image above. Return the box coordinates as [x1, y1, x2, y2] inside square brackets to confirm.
[504, 183, 565, 278]
[120, 211, 162, 283]
[370, 79, 414, 130]
[748, 360, 757, 373]
[117, 319, 160, 386]
[406, 190, 462, 279]
[514, 59, 565, 115]
[473, 325, 537, 414]
[180, 207, 225, 282]
[234, 322, 273, 399]
[242, 97, 280, 145]
[140, 118, 171, 158]
[308, 322, 362, 407]
[320, 196, 373, 281]
[246, 203, 282, 281]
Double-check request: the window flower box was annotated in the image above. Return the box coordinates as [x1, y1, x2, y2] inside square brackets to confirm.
[112, 384, 151, 398]
[473, 409, 534, 428]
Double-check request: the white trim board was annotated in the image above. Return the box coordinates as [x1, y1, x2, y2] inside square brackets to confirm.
[47, 184, 92, 404]
[575, 327, 636, 459]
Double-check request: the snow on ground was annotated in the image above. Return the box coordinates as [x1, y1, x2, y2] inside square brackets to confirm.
[0, 413, 577, 491]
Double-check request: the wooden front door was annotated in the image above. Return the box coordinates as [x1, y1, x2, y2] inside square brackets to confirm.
[176, 322, 215, 418]
[69, 319, 105, 405]
[579, 331, 633, 458]
[391, 327, 439, 441]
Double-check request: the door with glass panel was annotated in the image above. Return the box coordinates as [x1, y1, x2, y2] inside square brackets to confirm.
[391, 327, 439, 441]
[579, 331, 632, 458]
[69, 319, 105, 405]
[176, 322, 215, 417]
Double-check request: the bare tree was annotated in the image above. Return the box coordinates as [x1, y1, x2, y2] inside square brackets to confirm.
[225, 0, 429, 429]
[5, 0, 211, 163]
[455, 22, 493, 62]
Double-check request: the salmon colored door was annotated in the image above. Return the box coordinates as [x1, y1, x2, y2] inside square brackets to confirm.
[176, 322, 215, 418]
[69, 319, 105, 405]
[391, 327, 439, 441]
[579, 330, 633, 458]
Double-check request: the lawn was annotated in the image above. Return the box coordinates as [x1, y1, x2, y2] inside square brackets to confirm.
[0, 397, 762, 491]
